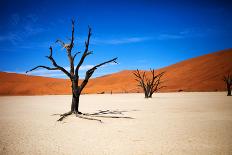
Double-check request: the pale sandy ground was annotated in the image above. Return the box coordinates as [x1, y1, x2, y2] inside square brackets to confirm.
[0, 92, 232, 155]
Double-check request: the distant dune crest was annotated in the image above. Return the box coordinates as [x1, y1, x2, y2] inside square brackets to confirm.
[0, 48, 232, 95]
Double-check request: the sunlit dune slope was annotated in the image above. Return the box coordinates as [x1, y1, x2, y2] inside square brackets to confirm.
[84, 48, 232, 93]
[0, 48, 231, 95]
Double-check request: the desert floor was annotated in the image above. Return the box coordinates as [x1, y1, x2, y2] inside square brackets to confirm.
[0, 92, 232, 155]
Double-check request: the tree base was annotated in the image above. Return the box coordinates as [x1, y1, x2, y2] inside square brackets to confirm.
[56, 110, 134, 122]
[57, 111, 73, 121]
[57, 111, 102, 122]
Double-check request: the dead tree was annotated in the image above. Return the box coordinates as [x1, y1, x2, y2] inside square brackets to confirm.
[26, 20, 117, 121]
[223, 73, 232, 96]
[133, 69, 165, 98]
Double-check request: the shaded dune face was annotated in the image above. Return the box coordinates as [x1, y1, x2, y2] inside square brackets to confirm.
[0, 49, 232, 95]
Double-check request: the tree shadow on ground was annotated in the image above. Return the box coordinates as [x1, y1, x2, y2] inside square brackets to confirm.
[52, 109, 136, 123]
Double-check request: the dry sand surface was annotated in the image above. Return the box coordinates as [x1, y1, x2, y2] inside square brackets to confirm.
[0, 92, 232, 155]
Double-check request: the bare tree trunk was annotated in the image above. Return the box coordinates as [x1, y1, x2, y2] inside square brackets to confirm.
[148, 92, 152, 98]
[71, 93, 81, 113]
[223, 74, 232, 96]
[145, 90, 149, 98]
[145, 92, 148, 98]
[227, 85, 231, 96]
[71, 80, 82, 114]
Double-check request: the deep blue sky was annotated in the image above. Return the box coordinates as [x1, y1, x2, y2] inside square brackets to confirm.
[0, 0, 231, 78]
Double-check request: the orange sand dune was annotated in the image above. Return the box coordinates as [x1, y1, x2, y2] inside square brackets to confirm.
[0, 72, 71, 95]
[0, 48, 232, 95]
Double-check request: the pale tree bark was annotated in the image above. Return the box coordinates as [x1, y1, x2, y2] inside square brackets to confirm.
[27, 20, 117, 121]
[133, 69, 165, 98]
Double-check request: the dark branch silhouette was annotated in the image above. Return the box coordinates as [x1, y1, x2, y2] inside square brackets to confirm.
[223, 73, 232, 96]
[26, 20, 118, 121]
[133, 69, 165, 98]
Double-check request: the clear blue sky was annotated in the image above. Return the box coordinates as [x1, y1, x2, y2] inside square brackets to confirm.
[0, 0, 231, 78]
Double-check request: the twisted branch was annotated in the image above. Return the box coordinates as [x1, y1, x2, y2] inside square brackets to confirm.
[26, 47, 71, 79]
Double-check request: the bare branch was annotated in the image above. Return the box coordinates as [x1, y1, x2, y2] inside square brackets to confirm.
[133, 69, 146, 91]
[46, 47, 71, 78]
[70, 19, 75, 50]
[55, 20, 75, 77]
[26, 47, 71, 79]
[26, 65, 59, 73]
[75, 26, 92, 75]
[73, 51, 81, 60]
[79, 57, 118, 92]
[90, 57, 117, 69]
[56, 39, 65, 47]
[151, 71, 165, 94]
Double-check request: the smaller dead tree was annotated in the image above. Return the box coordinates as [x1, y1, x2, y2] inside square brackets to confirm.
[223, 73, 232, 96]
[133, 69, 165, 98]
